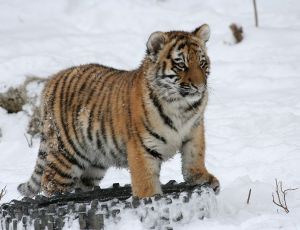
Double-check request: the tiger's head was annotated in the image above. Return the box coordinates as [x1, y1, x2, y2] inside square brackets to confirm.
[146, 24, 210, 100]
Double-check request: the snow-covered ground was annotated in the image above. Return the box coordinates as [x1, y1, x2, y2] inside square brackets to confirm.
[0, 0, 300, 229]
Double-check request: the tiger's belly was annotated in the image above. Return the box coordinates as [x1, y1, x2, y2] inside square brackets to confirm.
[83, 132, 129, 169]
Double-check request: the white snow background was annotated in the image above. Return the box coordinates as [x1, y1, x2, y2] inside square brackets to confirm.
[0, 0, 300, 229]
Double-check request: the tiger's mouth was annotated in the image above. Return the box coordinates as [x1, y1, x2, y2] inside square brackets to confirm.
[179, 87, 195, 97]
[178, 84, 205, 97]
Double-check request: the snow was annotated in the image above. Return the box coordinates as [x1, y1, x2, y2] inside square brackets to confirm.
[0, 0, 300, 229]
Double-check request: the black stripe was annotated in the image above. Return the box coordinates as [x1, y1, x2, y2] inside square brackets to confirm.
[189, 41, 199, 48]
[38, 150, 47, 160]
[147, 84, 177, 131]
[66, 67, 82, 107]
[30, 176, 40, 186]
[63, 91, 93, 166]
[91, 163, 106, 170]
[124, 77, 132, 138]
[34, 164, 44, 175]
[177, 42, 186, 50]
[60, 71, 69, 130]
[143, 120, 167, 144]
[109, 150, 118, 161]
[52, 152, 71, 169]
[70, 88, 84, 149]
[141, 97, 167, 143]
[167, 41, 178, 58]
[48, 163, 73, 179]
[84, 69, 103, 104]
[142, 144, 163, 160]
[185, 98, 203, 112]
[141, 94, 150, 122]
[154, 79, 174, 89]
[57, 135, 85, 170]
[87, 105, 96, 141]
[105, 74, 115, 144]
[108, 74, 125, 155]
[137, 134, 162, 160]
[162, 61, 167, 75]
[99, 83, 110, 144]
[96, 131, 106, 157]
[100, 108, 107, 143]
[66, 66, 90, 107]
[182, 138, 192, 146]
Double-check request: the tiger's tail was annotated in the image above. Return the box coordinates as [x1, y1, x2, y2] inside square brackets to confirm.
[17, 141, 47, 197]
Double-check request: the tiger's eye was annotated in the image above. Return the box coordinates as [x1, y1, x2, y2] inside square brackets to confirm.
[177, 62, 186, 69]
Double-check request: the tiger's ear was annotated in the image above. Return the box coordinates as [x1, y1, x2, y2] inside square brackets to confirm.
[193, 24, 210, 42]
[146, 31, 166, 59]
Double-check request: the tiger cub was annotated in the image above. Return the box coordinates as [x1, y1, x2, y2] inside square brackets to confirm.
[18, 24, 220, 198]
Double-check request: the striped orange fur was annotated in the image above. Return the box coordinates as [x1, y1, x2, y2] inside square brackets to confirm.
[18, 24, 220, 198]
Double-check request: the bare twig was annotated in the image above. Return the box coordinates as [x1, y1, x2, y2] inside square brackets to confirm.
[0, 186, 6, 202]
[272, 179, 298, 213]
[24, 133, 33, 148]
[253, 0, 259, 27]
[247, 188, 252, 204]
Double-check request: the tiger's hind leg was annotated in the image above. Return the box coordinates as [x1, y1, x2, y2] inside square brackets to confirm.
[40, 135, 84, 196]
[76, 164, 107, 191]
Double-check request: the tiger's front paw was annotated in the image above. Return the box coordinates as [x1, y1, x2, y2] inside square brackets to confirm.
[187, 173, 220, 195]
[206, 173, 220, 194]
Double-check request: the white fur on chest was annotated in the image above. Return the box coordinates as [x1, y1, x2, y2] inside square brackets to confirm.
[159, 113, 201, 160]
[144, 100, 203, 161]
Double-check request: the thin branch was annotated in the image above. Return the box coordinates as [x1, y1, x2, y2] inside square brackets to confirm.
[275, 180, 283, 207]
[272, 179, 298, 213]
[24, 133, 33, 148]
[253, 0, 259, 27]
[284, 188, 299, 192]
[247, 188, 252, 204]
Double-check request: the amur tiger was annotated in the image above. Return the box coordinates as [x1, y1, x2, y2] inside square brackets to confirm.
[18, 24, 220, 198]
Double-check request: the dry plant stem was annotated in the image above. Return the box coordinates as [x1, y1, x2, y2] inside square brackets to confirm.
[0, 186, 6, 202]
[0, 75, 46, 114]
[24, 133, 33, 148]
[247, 188, 252, 204]
[229, 23, 243, 44]
[272, 179, 298, 213]
[253, 0, 259, 27]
